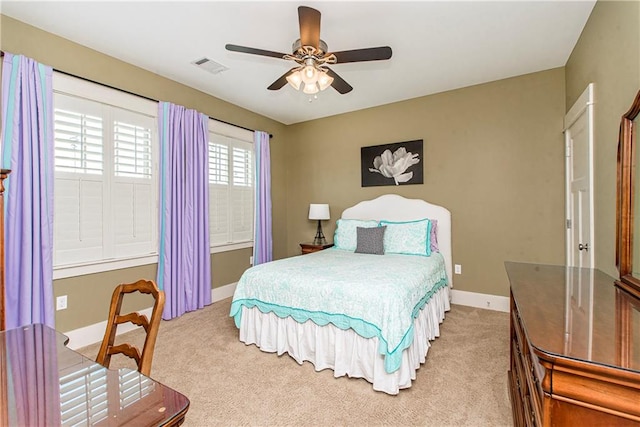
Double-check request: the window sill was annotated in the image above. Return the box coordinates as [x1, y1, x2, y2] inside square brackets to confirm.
[53, 254, 159, 280]
[53, 242, 253, 280]
[210, 241, 253, 254]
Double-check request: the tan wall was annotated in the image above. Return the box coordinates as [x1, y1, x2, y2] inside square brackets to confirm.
[0, 15, 289, 331]
[287, 68, 567, 297]
[565, 0, 640, 278]
[54, 265, 158, 332]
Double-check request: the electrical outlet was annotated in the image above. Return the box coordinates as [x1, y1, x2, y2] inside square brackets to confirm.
[56, 295, 68, 311]
[249, 256, 254, 265]
[454, 264, 462, 275]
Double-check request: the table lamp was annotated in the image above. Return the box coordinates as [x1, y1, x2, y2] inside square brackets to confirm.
[309, 203, 330, 245]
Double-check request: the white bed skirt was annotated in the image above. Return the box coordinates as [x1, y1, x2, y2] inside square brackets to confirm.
[238, 286, 451, 395]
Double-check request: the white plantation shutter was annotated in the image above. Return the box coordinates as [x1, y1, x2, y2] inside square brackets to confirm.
[54, 177, 104, 265]
[112, 110, 156, 257]
[208, 129, 254, 246]
[54, 95, 104, 175]
[208, 142, 230, 244]
[231, 143, 253, 242]
[208, 143, 229, 184]
[209, 184, 230, 245]
[53, 85, 157, 268]
[114, 120, 152, 178]
[113, 182, 154, 256]
[54, 95, 105, 265]
[232, 145, 252, 187]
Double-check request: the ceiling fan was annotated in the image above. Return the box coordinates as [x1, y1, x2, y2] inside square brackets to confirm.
[225, 6, 392, 95]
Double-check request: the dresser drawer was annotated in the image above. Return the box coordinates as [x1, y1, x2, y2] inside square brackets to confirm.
[508, 368, 526, 427]
[510, 295, 543, 426]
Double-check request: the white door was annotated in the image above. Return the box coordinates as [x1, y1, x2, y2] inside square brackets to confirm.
[565, 84, 594, 268]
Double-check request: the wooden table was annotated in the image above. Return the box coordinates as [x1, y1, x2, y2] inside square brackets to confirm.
[505, 262, 640, 426]
[0, 323, 189, 426]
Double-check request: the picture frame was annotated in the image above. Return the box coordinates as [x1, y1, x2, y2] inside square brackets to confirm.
[361, 139, 423, 187]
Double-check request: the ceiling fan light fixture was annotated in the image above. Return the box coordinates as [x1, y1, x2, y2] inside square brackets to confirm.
[301, 63, 319, 85]
[303, 82, 319, 94]
[317, 71, 334, 91]
[286, 70, 302, 90]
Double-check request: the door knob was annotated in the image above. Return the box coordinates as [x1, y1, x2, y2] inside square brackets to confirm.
[578, 243, 589, 251]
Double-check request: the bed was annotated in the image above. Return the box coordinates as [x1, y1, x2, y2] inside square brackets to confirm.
[229, 194, 452, 394]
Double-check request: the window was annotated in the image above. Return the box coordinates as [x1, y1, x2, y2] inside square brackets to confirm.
[53, 74, 157, 272]
[208, 122, 254, 248]
[51, 73, 252, 277]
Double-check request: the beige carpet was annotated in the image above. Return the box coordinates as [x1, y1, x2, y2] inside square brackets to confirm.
[79, 298, 513, 427]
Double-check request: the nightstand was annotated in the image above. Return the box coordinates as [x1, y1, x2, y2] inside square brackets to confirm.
[299, 242, 334, 254]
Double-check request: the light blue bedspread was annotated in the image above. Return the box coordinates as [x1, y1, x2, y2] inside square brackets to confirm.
[229, 248, 448, 373]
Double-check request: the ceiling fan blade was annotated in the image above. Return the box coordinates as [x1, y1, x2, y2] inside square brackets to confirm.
[267, 68, 298, 90]
[225, 44, 287, 60]
[298, 6, 321, 50]
[325, 67, 353, 94]
[332, 47, 393, 63]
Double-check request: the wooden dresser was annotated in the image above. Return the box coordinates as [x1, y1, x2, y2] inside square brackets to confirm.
[505, 262, 640, 426]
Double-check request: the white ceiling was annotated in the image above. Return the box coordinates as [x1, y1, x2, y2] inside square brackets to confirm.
[2, 1, 595, 125]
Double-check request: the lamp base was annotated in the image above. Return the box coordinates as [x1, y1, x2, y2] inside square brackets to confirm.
[313, 220, 326, 245]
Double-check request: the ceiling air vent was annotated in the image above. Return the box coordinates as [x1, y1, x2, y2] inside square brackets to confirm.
[191, 57, 229, 75]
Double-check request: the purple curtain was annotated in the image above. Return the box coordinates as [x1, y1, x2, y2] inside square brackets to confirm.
[1, 53, 55, 329]
[253, 131, 272, 265]
[157, 102, 211, 320]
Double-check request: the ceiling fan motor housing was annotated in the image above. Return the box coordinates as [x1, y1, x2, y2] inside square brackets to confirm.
[292, 38, 328, 56]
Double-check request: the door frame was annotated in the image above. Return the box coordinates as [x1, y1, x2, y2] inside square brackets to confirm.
[564, 83, 595, 267]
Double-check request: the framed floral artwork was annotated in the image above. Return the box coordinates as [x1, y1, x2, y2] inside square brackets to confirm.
[361, 140, 423, 187]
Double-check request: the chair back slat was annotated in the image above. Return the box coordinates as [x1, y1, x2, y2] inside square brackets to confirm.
[108, 343, 142, 365]
[96, 279, 165, 376]
[115, 312, 149, 330]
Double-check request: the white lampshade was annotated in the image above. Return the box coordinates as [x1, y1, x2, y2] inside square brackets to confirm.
[309, 203, 330, 220]
[303, 82, 319, 94]
[286, 70, 302, 91]
[317, 71, 334, 91]
[301, 64, 319, 85]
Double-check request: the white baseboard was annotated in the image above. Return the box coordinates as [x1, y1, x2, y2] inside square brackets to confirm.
[64, 282, 238, 351]
[450, 289, 510, 312]
[212, 282, 237, 301]
[64, 284, 505, 350]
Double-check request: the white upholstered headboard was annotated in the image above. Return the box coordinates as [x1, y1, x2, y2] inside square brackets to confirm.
[341, 194, 453, 287]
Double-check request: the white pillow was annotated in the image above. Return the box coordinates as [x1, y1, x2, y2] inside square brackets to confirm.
[334, 219, 379, 251]
[379, 218, 432, 256]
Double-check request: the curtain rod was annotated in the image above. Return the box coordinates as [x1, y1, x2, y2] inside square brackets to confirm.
[0, 51, 273, 138]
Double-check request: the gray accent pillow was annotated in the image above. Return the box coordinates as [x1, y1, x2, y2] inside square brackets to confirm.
[355, 226, 386, 255]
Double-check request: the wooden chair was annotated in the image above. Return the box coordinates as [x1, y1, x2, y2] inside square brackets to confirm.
[96, 279, 165, 376]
